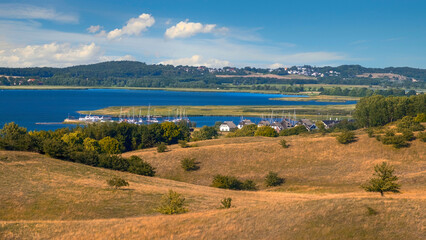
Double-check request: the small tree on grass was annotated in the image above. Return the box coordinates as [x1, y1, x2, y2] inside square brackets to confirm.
[265, 171, 285, 187]
[157, 142, 167, 153]
[279, 139, 289, 148]
[178, 140, 189, 148]
[220, 197, 232, 209]
[107, 177, 129, 189]
[418, 131, 426, 142]
[362, 162, 400, 197]
[336, 130, 356, 144]
[155, 190, 188, 214]
[181, 157, 199, 171]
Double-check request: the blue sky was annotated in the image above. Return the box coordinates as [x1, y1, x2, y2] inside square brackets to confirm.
[0, 0, 425, 68]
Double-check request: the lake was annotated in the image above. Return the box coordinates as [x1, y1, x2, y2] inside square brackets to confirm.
[0, 89, 356, 130]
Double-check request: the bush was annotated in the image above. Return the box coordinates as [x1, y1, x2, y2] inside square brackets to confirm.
[365, 128, 375, 138]
[181, 157, 199, 171]
[279, 139, 289, 148]
[178, 140, 189, 148]
[254, 126, 278, 137]
[220, 198, 232, 209]
[401, 129, 415, 141]
[211, 175, 257, 191]
[265, 171, 285, 187]
[336, 131, 356, 144]
[155, 190, 188, 215]
[127, 155, 156, 176]
[417, 131, 426, 142]
[397, 116, 425, 131]
[107, 177, 129, 189]
[380, 135, 409, 148]
[157, 142, 167, 153]
[279, 125, 307, 136]
[414, 113, 426, 122]
[227, 124, 258, 137]
[192, 126, 218, 141]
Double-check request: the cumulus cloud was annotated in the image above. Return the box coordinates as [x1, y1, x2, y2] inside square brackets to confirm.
[0, 4, 78, 23]
[87, 25, 102, 33]
[159, 55, 230, 68]
[268, 63, 286, 69]
[107, 13, 155, 40]
[0, 42, 103, 67]
[165, 20, 223, 39]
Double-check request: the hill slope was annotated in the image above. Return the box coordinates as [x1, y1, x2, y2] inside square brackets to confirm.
[0, 132, 425, 239]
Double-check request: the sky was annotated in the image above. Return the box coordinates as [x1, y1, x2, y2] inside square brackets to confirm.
[0, 0, 425, 68]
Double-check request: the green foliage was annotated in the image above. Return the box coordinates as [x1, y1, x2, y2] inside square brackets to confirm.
[61, 131, 84, 148]
[99, 136, 121, 154]
[107, 177, 129, 189]
[396, 116, 425, 131]
[380, 135, 409, 148]
[417, 131, 426, 142]
[0, 122, 31, 151]
[355, 94, 426, 127]
[254, 126, 279, 137]
[180, 157, 199, 171]
[178, 140, 189, 148]
[220, 198, 232, 209]
[365, 128, 375, 138]
[279, 139, 289, 148]
[279, 125, 307, 136]
[414, 113, 426, 122]
[156, 142, 167, 153]
[227, 124, 258, 137]
[127, 155, 156, 176]
[43, 138, 69, 159]
[211, 175, 257, 191]
[161, 121, 189, 144]
[265, 171, 285, 187]
[155, 190, 188, 215]
[362, 162, 401, 196]
[336, 131, 356, 144]
[83, 137, 101, 153]
[401, 129, 415, 141]
[192, 126, 218, 141]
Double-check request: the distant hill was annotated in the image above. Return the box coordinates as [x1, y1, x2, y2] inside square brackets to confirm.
[0, 61, 425, 89]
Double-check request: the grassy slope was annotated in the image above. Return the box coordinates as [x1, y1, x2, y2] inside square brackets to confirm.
[0, 133, 425, 239]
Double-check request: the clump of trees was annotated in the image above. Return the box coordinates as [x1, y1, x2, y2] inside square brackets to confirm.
[354, 94, 425, 127]
[336, 131, 356, 144]
[211, 175, 257, 191]
[265, 171, 285, 187]
[362, 162, 400, 197]
[107, 177, 129, 189]
[155, 190, 188, 214]
[279, 125, 307, 136]
[227, 124, 258, 137]
[254, 126, 278, 137]
[181, 158, 199, 171]
[192, 126, 218, 141]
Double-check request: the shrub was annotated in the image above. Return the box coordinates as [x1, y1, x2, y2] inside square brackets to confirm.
[401, 129, 415, 141]
[107, 177, 129, 189]
[211, 175, 257, 191]
[336, 130, 356, 144]
[99, 136, 122, 154]
[155, 190, 188, 215]
[279, 139, 289, 148]
[414, 113, 426, 122]
[192, 126, 218, 141]
[365, 128, 375, 138]
[417, 131, 426, 142]
[265, 171, 285, 187]
[178, 140, 189, 148]
[157, 142, 167, 153]
[220, 198, 232, 209]
[127, 155, 156, 176]
[397, 116, 425, 131]
[254, 126, 278, 137]
[380, 135, 409, 148]
[279, 125, 307, 136]
[181, 157, 199, 171]
[227, 124, 258, 137]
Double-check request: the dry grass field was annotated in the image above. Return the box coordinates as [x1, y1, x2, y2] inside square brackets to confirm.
[1, 132, 425, 239]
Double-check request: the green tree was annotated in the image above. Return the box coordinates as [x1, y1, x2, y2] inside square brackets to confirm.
[83, 137, 101, 153]
[107, 177, 129, 189]
[155, 190, 188, 214]
[336, 130, 356, 144]
[127, 155, 156, 176]
[61, 130, 84, 148]
[161, 121, 185, 144]
[99, 136, 121, 154]
[254, 126, 278, 137]
[192, 126, 218, 141]
[0, 122, 31, 151]
[362, 162, 401, 197]
[157, 142, 167, 153]
[220, 197, 232, 209]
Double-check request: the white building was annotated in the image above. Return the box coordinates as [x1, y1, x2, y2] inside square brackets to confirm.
[219, 121, 237, 132]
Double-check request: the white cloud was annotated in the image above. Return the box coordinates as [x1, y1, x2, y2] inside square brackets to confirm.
[107, 13, 155, 40]
[87, 25, 102, 33]
[268, 63, 286, 69]
[0, 42, 103, 67]
[0, 4, 78, 23]
[164, 20, 220, 39]
[159, 55, 230, 68]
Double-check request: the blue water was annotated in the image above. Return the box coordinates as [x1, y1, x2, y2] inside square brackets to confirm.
[0, 89, 356, 131]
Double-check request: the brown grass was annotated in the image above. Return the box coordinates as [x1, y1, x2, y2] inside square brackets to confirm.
[0, 132, 425, 239]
